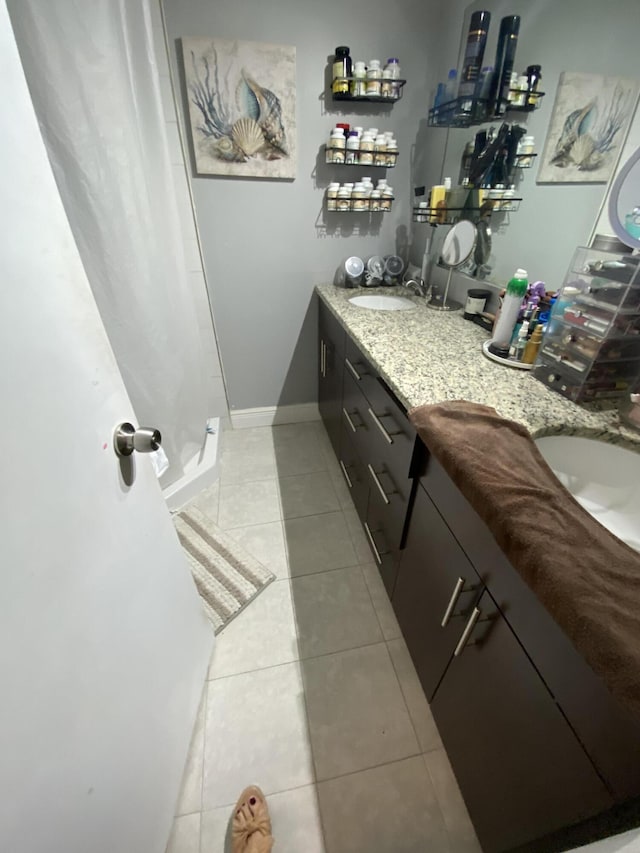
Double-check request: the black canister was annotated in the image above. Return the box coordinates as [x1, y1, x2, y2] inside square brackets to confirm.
[464, 287, 491, 320]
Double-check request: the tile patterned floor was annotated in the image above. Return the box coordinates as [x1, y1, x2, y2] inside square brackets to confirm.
[167, 421, 481, 853]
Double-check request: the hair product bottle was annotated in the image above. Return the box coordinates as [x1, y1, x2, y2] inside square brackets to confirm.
[489, 16, 521, 117]
[489, 268, 528, 357]
[458, 11, 491, 101]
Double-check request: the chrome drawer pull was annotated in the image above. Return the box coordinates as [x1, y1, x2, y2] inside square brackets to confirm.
[320, 340, 326, 378]
[339, 460, 353, 489]
[367, 407, 394, 445]
[454, 607, 481, 657]
[363, 522, 383, 565]
[345, 357, 362, 381]
[367, 463, 391, 505]
[342, 407, 361, 433]
[441, 577, 465, 628]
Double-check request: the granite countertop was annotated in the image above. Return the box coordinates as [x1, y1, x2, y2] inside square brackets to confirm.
[316, 283, 640, 450]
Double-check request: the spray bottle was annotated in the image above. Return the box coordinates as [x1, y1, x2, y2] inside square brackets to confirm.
[489, 268, 528, 358]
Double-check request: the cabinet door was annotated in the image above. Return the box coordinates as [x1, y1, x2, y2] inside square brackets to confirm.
[432, 590, 612, 853]
[318, 302, 345, 455]
[392, 484, 480, 700]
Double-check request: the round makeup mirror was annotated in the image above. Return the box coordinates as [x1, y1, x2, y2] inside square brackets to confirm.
[608, 145, 640, 250]
[427, 220, 477, 311]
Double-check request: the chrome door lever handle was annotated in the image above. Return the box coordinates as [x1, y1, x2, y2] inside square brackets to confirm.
[114, 422, 162, 457]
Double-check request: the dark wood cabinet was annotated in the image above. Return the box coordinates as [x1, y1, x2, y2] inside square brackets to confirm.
[316, 293, 640, 852]
[318, 301, 345, 456]
[394, 483, 612, 851]
[431, 586, 611, 852]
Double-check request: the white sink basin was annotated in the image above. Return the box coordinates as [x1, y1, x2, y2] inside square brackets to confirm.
[349, 294, 416, 311]
[535, 435, 640, 551]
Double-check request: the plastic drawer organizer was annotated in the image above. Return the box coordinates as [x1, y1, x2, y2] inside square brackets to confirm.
[534, 246, 640, 403]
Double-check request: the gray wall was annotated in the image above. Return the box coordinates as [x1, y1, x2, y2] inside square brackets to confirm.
[161, 0, 452, 411]
[428, 0, 640, 292]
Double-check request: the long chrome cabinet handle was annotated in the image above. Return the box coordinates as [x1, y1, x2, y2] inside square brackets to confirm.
[342, 407, 359, 433]
[339, 460, 353, 489]
[320, 340, 325, 377]
[345, 357, 362, 381]
[367, 407, 394, 445]
[363, 522, 383, 565]
[454, 607, 481, 657]
[367, 464, 391, 505]
[441, 577, 465, 628]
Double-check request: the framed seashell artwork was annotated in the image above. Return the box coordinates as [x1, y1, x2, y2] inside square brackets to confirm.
[181, 38, 296, 179]
[537, 72, 639, 184]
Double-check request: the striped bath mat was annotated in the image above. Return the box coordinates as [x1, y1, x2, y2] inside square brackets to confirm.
[174, 504, 275, 634]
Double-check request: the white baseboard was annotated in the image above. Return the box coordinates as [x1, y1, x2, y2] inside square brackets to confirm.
[162, 417, 220, 511]
[230, 403, 320, 429]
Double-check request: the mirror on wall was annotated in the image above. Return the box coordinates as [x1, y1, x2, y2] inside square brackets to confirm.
[424, 0, 640, 292]
[609, 146, 640, 250]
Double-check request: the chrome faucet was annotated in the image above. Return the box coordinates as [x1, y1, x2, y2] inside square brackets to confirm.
[402, 278, 428, 298]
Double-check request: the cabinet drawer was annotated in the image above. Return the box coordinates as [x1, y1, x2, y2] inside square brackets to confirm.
[366, 449, 412, 550]
[344, 335, 377, 391]
[345, 337, 400, 425]
[364, 495, 399, 597]
[344, 339, 417, 483]
[341, 368, 374, 458]
[337, 422, 368, 522]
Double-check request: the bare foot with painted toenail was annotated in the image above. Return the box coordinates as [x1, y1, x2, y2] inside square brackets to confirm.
[232, 785, 274, 853]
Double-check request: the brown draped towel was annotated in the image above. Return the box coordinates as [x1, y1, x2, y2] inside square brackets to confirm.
[409, 400, 640, 720]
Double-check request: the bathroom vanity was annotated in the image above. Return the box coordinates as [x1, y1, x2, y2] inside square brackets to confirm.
[316, 283, 640, 853]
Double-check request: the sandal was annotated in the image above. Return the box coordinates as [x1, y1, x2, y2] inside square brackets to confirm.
[232, 785, 274, 853]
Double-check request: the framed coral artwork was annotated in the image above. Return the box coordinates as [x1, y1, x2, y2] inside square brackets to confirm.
[537, 72, 639, 184]
[181, 38, 296, 179]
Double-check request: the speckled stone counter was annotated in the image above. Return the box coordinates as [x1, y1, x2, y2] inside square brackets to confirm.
[316, 283, 640, 450]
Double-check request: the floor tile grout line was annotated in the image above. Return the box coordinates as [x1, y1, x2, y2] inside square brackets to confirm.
[199, 778, 326, 816]
[314, 749, 426, 787]
[221, 504, 352, 533]
[207, 637, 392, 682]
[198, 679, 209, 853]
[377, 640, 421, 756]
[274, 455, 331, 853]
[282, 572, 302, 664]
[422, 750, 459, 852]
[358, 563, 397, 645]
[295, 641, 331, 853]
[301, 641, 424, 804]
[290, 562, 377, 582]
[386, 636, 431, 757]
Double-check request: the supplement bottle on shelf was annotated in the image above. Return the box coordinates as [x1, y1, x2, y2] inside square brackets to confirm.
[332, 46, 351, 95]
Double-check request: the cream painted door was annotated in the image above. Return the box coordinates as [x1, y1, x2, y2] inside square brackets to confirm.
[0, 5, 213, 852]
